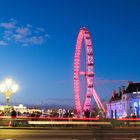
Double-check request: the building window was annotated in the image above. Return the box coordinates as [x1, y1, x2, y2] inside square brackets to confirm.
[115, 109, 117, 118]
[111, 110, 113, 119]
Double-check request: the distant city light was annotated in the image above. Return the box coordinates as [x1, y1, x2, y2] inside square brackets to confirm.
[133, 92, 140, 94]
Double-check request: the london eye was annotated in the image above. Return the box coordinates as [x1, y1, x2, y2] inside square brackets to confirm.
[73, 27, 105, 115]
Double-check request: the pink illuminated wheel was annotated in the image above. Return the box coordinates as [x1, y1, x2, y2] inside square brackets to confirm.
[73, 27, 105, 115]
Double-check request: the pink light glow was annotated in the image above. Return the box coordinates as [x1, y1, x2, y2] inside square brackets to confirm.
[92, 88, 105, 112]
[73, 27, 105, 115]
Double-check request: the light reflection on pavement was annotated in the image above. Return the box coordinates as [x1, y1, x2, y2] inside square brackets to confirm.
[0, 138, 140, 140]
[1, 139, 74, 140]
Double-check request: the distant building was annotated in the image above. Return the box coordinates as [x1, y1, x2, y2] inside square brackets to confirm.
[0, 104, 27, 111]
[13, 104, 27, 114]
[27, 108, 42, 114]
[107, 82, 140, 118]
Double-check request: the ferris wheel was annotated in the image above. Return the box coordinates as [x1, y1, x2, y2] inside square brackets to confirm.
[73, 27, 105, 114]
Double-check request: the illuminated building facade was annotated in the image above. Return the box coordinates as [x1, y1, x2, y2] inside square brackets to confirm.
[13, 104, 27, 114]
[107, 82, 140, 118]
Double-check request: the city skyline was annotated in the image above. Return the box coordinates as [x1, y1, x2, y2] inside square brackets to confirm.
[0, 0, 140, 105]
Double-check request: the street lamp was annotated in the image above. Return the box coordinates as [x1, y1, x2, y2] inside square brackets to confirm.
[0, 78, 19, 115]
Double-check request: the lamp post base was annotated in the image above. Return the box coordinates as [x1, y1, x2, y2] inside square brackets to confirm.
[4, 105, 12, 116]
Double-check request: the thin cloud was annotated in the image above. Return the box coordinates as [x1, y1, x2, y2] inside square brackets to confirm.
[15, 27, 31, 36]
[0, 40, 8, 46]
[0, 19, 48, 46]
[0, 21, 16, 29]
[36, 27, 45, 32]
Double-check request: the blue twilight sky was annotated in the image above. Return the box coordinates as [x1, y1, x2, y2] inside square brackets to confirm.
[0, 0, 139, 105]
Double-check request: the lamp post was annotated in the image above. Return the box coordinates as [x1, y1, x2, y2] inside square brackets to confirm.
[0, 78, 19, 115]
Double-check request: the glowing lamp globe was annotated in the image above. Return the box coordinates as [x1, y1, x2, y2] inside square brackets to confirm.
[0, 84, 6, 92]
[5, 78, 12, 87]
[11, 84, 19, 92]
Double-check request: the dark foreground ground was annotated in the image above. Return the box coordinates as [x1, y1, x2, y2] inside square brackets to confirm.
[0, 127, 140, 140]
